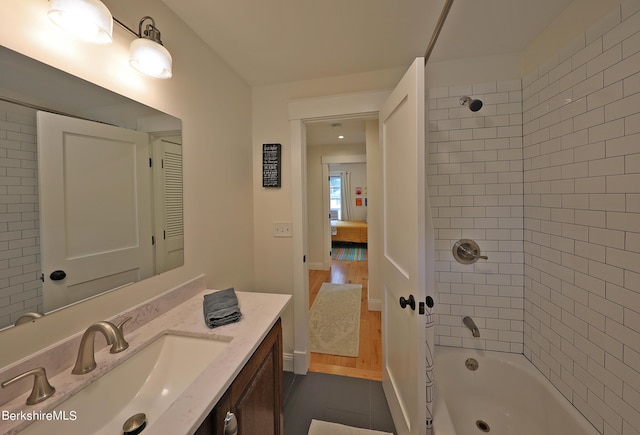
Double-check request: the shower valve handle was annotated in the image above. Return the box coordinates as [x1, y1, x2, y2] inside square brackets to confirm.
[399, 295, 416, 310]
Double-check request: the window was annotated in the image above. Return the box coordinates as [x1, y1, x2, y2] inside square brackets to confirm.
[329, 175, 341, 220]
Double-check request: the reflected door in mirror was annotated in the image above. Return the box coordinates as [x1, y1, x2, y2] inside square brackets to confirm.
[37, 112, 154, 312]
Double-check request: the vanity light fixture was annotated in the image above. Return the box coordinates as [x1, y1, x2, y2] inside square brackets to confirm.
[48, 0, 113, 44]
[129, 16, 173, 79]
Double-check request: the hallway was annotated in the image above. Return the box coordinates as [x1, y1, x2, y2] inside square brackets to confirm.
[308, 255, 382, 381]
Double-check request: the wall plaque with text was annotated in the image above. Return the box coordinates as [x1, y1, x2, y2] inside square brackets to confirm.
[262, 143, 281, 188]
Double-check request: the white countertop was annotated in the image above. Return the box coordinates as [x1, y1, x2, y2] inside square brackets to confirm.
[1, 289, 291, 435]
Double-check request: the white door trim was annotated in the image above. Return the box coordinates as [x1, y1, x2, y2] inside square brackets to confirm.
[288, 89, 391, 374]
[321, 154, 367, 164]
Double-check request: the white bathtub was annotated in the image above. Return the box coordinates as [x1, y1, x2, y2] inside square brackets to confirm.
[433, 346, 600, 435]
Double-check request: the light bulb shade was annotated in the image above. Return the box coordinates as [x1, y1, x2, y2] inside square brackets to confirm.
[48, 0, 113, 44]
[129, 38, 173, 79]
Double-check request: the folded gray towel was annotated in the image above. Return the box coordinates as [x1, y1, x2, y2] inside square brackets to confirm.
[203, 288, 242, 328]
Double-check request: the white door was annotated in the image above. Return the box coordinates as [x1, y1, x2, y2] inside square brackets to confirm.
[380, 58, 435, 435]
[37, 112, 154, 312]
[151, 137, 184, 273]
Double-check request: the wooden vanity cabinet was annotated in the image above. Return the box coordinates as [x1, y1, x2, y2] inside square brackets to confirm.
[195, 319, 283, 435]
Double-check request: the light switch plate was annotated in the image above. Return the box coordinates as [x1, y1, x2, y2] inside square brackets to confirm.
[273, 222, 292, 238]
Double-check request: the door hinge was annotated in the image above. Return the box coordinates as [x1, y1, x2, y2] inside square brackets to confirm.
[40, 273, 44, 282]
[149, 158, 153, 167]
[152, 235, 155, 245]
[163, 230, 166, 240]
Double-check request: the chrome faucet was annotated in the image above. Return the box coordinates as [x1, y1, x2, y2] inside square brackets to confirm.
[463, 316, 480, 337]
[1, 367, 55, 405]
[71, 318, 130, 375]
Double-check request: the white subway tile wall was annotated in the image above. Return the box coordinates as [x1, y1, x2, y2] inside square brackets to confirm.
[428, 78, 524, 354]
[523, 2, 640, 433]
[0, 102, 42, 327]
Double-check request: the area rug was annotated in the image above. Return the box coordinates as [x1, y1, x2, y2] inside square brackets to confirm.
[332, 246, 367, 261]
[308, 420, 393, 435]
[309, 283, 362, 357]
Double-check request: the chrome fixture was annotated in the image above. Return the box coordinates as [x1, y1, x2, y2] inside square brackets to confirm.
[46, 2, 172, 79]
[72, 317, 131, 374]
[1, 367, 56, 405]
[452, 239, 488, 264]
[460, 96, 483, 112]
[463, 316, 480, 337]
[48, 0, 113, 44]
[465, 357, 479, 371]
[129, 16, 173, 79]
[224, 411, 238, 435]
[123, 412, 147, 435]
[14, 312, 44, 326]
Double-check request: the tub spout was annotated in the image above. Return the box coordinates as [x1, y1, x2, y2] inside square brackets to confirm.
[463, 316, 480, 337]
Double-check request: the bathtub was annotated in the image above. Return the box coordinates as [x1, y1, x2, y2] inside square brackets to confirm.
[433, 346, 600, 435]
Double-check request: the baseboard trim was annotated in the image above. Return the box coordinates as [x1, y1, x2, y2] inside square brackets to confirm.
[293, 350, 309, 375]
[368, 298, 381, 312]
[283, 352, 294, 372]
[308, 262, 324, 271]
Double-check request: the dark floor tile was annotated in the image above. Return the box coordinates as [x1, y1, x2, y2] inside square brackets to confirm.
[283, 371, 396, 435]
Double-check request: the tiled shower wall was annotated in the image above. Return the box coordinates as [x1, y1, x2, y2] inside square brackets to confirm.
[0, 102, 42, 328]
[428, 80, 525, 353]
[523, 2, 640, 434]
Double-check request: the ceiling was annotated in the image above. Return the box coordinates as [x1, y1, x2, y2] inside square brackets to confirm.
[162, 0, 574, 87]
[305, 119, 367, 147]
[161, 0, 575, 145]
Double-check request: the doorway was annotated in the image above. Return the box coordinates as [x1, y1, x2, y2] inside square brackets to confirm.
[289, 58, 430, 435]
[288, 90, 389, 377]
[305, 120, 379, 380]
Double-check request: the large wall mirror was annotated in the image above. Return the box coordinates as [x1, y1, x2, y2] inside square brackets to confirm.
[0, 45, 184, 330]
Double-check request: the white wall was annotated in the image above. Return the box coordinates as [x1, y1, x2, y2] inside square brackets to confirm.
[252, 68, 404, 359]
[365, 120, 382, 308]
[523, 1, 640, 432]
[521, 0, 625, 75]
[0, 0, 254, 366]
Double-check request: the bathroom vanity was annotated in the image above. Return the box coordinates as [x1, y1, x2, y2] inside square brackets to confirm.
[0, 276, 290, 435]
[195, 319, 283, 435]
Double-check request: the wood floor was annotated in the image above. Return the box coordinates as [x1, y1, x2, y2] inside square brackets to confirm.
[308, 256, 382, 381]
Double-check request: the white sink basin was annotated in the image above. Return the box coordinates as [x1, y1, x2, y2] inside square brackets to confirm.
[20, 333, 229, 435]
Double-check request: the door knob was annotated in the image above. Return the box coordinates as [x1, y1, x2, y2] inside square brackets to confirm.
[223, 411, 238, 435]
[399, 295, 415, 310]
[49, 270, 66, 281]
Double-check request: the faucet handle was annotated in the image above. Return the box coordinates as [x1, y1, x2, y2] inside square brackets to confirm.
[116, 316, 132, 334]
[1, 367, 55, 405]
[110, 318, 131, 353]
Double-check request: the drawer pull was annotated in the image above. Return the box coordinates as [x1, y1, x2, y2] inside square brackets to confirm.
[223, 411, 238, 435]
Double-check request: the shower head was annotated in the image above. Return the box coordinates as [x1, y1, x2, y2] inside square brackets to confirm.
[460, 96, 483, 112]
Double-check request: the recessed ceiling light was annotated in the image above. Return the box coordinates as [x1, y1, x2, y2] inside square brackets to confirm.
[338, 135, 345, 139]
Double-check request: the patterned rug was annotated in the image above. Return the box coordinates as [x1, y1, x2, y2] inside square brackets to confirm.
[332, 246, 367, 261]
[308, 420, 392, 435]
[309, 283, 362, 357]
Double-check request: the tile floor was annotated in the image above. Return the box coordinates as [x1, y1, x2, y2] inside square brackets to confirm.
[283, 371, 396, 435]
